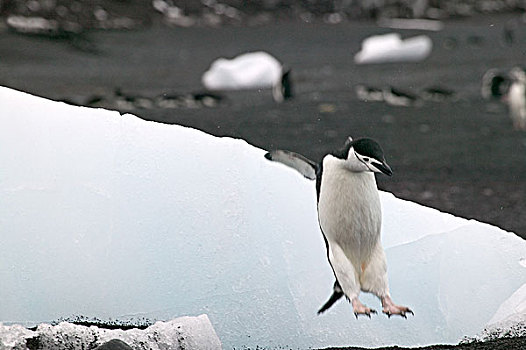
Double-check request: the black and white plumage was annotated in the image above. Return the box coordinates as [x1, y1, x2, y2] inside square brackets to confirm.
[420, 86, 456, 102]
[506, 67, 526, 131]
[114, 88, 153, 110]
[155, 92, 224, 109]
[264, 149, 316, 180]
[355, 85, 384, 102]
[382, 87, 418, 107]
[481, 67, 526, 130]
[265, 137, 412, 318]
[481, 68, 511, 100]
[272, 67, 294, 103]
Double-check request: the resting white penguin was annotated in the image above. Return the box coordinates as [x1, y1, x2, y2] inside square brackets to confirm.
[265, 137, 413, 318]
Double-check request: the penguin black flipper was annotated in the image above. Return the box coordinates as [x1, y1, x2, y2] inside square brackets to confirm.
[317, 280, 344, 314]
[264, 150, 318, 180]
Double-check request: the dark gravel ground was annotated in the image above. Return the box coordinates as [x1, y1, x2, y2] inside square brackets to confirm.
[1, 8, 525, 350]
[322, 336, 526, 350]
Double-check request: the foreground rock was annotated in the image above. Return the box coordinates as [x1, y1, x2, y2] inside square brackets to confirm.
[0, 315, 221, 350]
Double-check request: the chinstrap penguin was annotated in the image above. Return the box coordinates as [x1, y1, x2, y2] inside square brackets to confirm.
[382, 87, 418, 107]
[481, 68, 511, 100]
[272, 67, 294, 103]
[265, 137, 413, 318]
[506, 67, 526, 131]
[355, 85, 384, 102]
[481, 67, 526, 130]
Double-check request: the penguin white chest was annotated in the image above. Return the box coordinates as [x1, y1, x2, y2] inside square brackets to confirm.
[509, 83, 526, 112]
[318, 156, 382, 263]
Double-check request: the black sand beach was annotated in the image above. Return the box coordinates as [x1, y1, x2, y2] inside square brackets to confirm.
[322, 336, 526, 350]
[1, 2, 525, 349]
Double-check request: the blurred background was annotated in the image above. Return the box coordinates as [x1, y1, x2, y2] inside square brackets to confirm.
[0, 0, 525, 238]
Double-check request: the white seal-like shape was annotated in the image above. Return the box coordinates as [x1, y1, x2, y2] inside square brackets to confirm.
[354, 33, 432, 64]
[202, 51, 282, 90]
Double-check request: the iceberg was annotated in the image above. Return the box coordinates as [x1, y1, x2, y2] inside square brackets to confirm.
[0, 86, 525, 349]
[202, 51, 282, 90]
[354, 33, 432, 64]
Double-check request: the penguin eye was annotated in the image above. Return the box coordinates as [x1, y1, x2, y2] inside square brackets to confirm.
[362, 157, 370, 162]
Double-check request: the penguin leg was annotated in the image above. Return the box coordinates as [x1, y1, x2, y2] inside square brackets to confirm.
[359, 242, 389, 297]
[360, 243, 413, 318]
[328, 242, 376, 317]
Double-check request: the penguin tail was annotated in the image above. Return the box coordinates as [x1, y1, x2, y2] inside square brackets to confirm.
[317, 289, 344, 314]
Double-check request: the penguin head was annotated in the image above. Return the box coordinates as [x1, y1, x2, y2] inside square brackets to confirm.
[339, 137, 393, 176]
[509, 66, 526, 83]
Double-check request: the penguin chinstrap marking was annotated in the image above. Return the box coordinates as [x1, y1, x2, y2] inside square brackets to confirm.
[265, 137, 413, 318]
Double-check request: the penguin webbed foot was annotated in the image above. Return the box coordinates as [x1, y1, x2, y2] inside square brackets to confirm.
[382, 306, 415, 319]
[354, 308, 377, 319]
[381, 295, 414, 319]
[351, 298, 376, 318]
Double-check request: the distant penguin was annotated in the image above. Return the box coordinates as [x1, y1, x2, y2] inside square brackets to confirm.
[265, 137, 413, 318]
[481, 68, 511, 100]
[383, 87, 418, 107]
[420, 86, 455, 102]
[114, 88, 153, 110]
[272, 67, 293, 103]
[355, 85, 384, 102]
[155, 91, 223, 109]
[192, 92, 224, 108]
[505, 67, 526, 130]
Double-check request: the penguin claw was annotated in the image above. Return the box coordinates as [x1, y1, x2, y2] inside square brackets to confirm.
[382, 306, 413, 319]
[381, 296, 413, 319]
[355, 311, 374, 319]
[353, 308, 376, 318]
[351, 299, 377, 318]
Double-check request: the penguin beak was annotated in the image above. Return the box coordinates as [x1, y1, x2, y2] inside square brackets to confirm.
[376, 162, 393, 176]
